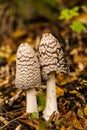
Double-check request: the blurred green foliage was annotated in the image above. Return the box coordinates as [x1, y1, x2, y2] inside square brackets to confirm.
[59, 6, 79, 20]
[70, 21, 86, 33]
[37, 92, 46, 112]
[30, 112, 38, 120]
[0, 0, 86, 34]
[0, 0, 59, 22]
[59, 6, 86, 33]
[26, 0, 59, 22]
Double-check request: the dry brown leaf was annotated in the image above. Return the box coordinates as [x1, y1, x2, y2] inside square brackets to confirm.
[0, 79, 9, 87]
[62, 111, 75, 126]
[60, 125, 66, 130]
[2, 36, 16, 50]
[0, 45, 12, 59]
[78, 62, 84, 71]
[56, 73, 70, 86]
[73, 55, 87, 68]
[8, 54, 16, 62]
[69, 90, 79, 95]
[84, 105, 87, 116]
[12, 30, 28, 38]
[69, 90, 86, 104]
[73, 13, 87, 24]
[56, 87, 65, 97]
[63, 111, 83, 129]
[19, 119, 39, 129]
[77, 108, 84, 119]
[73, 118, 83, 129]
[24, 37, 35, 48]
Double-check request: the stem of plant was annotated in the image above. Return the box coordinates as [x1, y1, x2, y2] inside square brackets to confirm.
[43, 72, 58, 121]
[26, 88, 37, 113]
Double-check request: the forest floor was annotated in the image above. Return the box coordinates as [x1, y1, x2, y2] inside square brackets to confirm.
[0, 3, 87, 130]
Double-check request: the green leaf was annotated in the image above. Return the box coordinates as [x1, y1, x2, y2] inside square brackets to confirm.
[37, 92, 46, 112]
[59, 6, 79, 20]
[70, 21, 86, 33]
[30, 112, 38, 120]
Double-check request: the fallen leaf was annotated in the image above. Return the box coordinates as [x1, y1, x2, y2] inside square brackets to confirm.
[60, 125, 65, 130]
[0, 79, 9, 88]
[56, 86, 65, 97]
[73, 55, 87, 69]
[8, 53, 16, 62]
[84, 105, 87, 116]
[77, 108, 84, 118]
[69, 90, 86, 104]
[73, 118, 83, 129]
[12, 30, 28, 38]
[19, 118, 39, 129]
[73, 13, 87, 24]
[63, 111, 83, 129]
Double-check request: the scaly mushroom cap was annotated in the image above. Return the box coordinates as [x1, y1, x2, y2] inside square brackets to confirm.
[39, 33, 69, 80]
[15, 43, 41, 89]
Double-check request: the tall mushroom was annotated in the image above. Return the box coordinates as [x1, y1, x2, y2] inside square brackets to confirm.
[15, 43, 41, 113]
[39, 33, 69, 120]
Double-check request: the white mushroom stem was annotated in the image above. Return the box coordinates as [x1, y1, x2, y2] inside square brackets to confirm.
[26, 88, 37, 113]
[43, 72, 58, 121]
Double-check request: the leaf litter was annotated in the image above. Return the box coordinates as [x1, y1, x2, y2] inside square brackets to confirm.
[0, 5, 87, 130]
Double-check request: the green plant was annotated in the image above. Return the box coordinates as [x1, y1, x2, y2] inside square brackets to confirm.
[30, 112, 38, 120]
[59, 6, 86, 33]
[59, 6, 79, 21]
[70, 21, 86, 33]
[37, 92, 46, 112]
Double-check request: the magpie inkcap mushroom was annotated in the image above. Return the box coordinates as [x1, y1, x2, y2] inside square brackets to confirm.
[39, 33, 69, 120]
[15, 43, 41, 113]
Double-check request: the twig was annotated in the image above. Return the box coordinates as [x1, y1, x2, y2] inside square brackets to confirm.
[1, 116, 20, 129]
[0, 107, 25, 115]
[1, 113, 29, 129]
[8, 89, 22, 106]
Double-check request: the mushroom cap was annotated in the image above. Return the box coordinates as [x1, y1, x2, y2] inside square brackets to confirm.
[15, 43, 41, 89]
[39, 33, 69, 80]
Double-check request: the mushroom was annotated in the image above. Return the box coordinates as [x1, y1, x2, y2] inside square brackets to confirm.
[15, 43, 41, 113]
[39, 33, 69, 120]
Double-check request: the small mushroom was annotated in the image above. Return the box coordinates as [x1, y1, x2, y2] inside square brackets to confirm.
[39, 33, 69, 120]
[15, 43, 41, 113]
